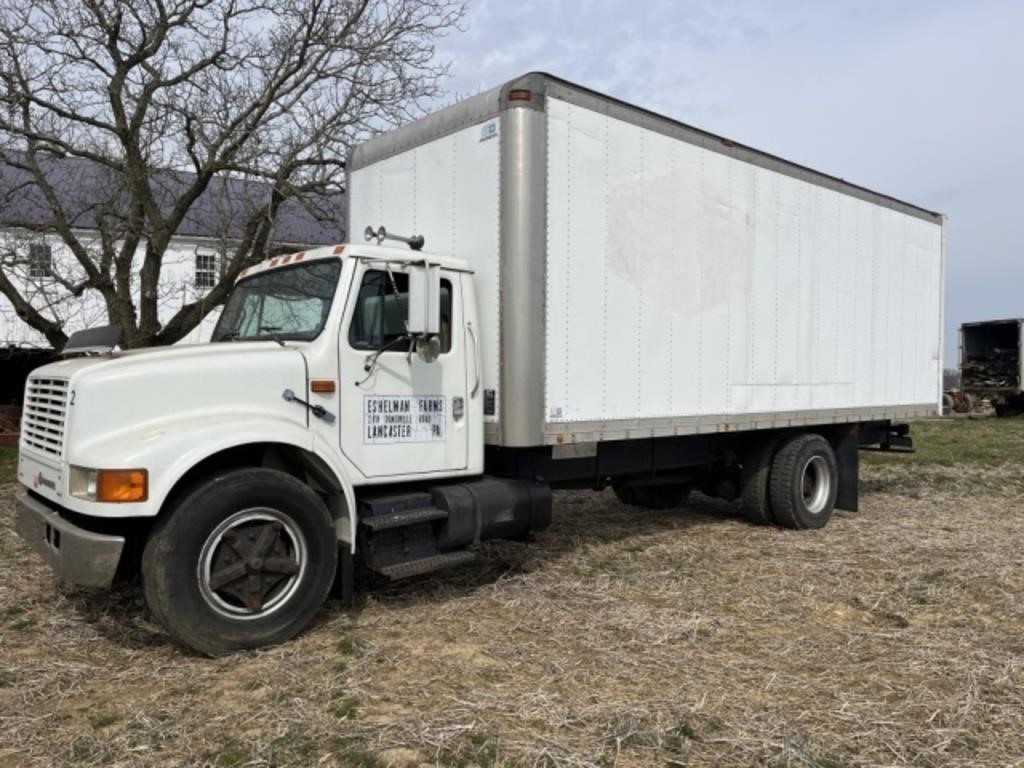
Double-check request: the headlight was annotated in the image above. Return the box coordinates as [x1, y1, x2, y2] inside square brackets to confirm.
[70, 466, 148, 502]
[69, 466, 97, 499]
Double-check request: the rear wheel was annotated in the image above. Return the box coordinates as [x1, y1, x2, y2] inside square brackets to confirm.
[142, 468, 337, 655]
[613, 483, 690, 509]
[738, 438, 780, 526]
[768, 434, 838, 530]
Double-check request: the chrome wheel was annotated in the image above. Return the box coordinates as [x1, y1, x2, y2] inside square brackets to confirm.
[198, 508, 308, 620]
[801, 455, 832, 515]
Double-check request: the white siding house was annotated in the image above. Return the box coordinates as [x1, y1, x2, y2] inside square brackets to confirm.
[0, 156, 345, 350]
[0, 233, 239, 347]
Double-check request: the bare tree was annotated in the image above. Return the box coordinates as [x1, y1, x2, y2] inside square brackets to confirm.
[0, 0, 465, 348]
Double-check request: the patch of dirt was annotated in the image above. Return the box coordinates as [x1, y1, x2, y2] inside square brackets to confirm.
[1, 461, 1024, 767]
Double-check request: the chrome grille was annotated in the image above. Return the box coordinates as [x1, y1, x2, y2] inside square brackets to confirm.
[22, 376, 69, 458]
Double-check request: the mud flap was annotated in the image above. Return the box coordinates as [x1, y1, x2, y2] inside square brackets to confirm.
[834, 427, 859, 512]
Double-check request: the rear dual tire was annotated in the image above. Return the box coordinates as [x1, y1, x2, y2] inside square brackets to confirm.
[740, 433, 838, 530]
[739, 438, 779, 526]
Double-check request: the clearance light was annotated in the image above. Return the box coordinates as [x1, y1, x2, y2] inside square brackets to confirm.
[310, 380, 336, 394]
[70, 466, 148, 503]
[508, 89, 532, 101]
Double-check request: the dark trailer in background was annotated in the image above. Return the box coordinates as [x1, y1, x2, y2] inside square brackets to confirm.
[959, 319, 1024, 416]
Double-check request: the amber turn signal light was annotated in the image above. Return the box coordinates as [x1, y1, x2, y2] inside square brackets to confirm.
[310, 379, 336, 394]
[96, 469, 148, 502]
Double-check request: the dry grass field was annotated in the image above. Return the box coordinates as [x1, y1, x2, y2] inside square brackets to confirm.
[1, 419, 1023, 767]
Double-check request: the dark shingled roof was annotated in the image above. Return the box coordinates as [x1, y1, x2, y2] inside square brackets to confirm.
[0, 153, 346, 246]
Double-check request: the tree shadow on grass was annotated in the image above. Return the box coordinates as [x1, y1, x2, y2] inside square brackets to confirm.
[353, 488, 745, 611]
[57, 582, 170, 651]
[54, 489, 745, 654]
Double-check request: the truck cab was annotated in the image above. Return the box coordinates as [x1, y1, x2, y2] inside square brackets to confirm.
[15, 239, 550, 655]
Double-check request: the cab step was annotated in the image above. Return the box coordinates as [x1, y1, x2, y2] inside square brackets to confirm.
[361, 506, 448, 531]
[378, 550, 477, 580]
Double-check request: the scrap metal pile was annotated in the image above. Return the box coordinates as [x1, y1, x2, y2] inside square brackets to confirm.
[962, 348, 1020, 389]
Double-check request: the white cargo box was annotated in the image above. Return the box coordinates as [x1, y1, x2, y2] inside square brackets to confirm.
[349, 73, 945, 448]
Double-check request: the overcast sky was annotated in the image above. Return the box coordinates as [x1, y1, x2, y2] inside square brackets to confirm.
[435, 0, 1023, 365]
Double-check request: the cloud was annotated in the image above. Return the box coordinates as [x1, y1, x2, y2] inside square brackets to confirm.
[434, 0, 1024, 364]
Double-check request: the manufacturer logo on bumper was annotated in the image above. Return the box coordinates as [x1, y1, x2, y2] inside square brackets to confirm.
[33, 471, 57, 491]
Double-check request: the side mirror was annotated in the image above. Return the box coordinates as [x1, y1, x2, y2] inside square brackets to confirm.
[407, 262, 441, 338]
[415, 335, 442, 363]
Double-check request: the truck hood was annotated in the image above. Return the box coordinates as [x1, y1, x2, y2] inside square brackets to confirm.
[25, 342, 311, 460]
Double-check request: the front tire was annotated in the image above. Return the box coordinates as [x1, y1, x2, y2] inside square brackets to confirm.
[142, 468, 337, 656]
[768, 434, 838, 530]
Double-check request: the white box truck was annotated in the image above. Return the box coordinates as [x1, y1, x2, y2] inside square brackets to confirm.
[14, 73, 945, 654]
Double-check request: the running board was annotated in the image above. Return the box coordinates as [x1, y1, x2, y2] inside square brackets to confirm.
[361, 506, 448, 531]
[378, 550, 477, 580]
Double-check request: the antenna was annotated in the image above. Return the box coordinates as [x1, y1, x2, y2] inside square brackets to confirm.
[363, 225, 425, 251]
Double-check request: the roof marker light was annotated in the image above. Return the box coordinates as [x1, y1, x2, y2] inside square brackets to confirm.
[509, 89, 532, 102]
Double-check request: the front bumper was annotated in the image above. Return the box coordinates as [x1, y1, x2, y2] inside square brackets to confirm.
[14, 491, 125, 588]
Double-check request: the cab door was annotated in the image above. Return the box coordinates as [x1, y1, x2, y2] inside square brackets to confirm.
[338, 262, 469, 479]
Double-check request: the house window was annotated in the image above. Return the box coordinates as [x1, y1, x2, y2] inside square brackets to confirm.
[28, 243, 52, 278]
[195, 252, 217, 289]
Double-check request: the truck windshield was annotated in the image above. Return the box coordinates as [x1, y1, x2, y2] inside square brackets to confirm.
[212, 260, 341, 343]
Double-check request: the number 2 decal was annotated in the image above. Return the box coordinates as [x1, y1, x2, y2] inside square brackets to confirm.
[70, 390, 76, 406]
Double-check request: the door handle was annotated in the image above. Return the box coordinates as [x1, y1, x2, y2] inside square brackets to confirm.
[467, 321, 481, 398]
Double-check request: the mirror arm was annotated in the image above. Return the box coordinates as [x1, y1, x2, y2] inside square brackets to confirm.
[355, 334, 412, 387]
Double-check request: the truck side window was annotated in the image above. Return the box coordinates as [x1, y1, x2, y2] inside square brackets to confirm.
[349, 270, 452, 352]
